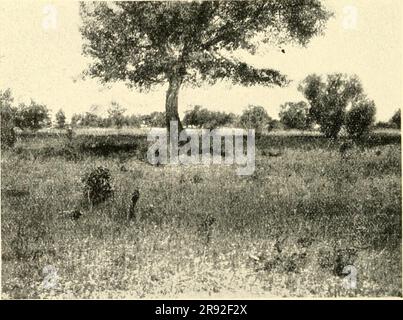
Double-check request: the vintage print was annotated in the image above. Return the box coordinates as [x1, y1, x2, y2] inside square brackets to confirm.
[0, 0, 401, 299]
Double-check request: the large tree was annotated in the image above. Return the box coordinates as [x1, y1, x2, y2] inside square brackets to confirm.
[298, 73, 365, 138]
[79, 0, 331, 132]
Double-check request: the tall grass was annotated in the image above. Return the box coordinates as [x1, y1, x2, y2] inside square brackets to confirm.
[1, 130, 401, 298]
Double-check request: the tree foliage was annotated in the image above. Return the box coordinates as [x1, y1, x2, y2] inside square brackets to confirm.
[298, 73, 366, 138]
[55, 109, 66, 129]
[390, 109, 401, 129]
[279, 101, 310, 129]
[14, 100, 51, 131]
[240, 105, 272, 132]
[183, 105, 236, 129]
[80, 1, 332, 128]
[145, 111, 166, 128]
[0, 89, 17, 148]
[107, 101, 127, 128]
[345, 99, 376, 139]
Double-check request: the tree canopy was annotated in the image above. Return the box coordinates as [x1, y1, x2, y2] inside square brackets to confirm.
[299, 73, 366, 138]
[80, 0, 332, 129]
[183, 105, 236, 129]
[390, 109, 401, 129]
[279, 101, 310, 129]
[240, 105, 272, 132]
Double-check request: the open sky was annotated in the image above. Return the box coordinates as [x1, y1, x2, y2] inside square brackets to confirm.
[0, 0, 402, 121]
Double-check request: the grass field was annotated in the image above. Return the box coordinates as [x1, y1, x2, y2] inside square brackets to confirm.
[1, 129, 401, 298]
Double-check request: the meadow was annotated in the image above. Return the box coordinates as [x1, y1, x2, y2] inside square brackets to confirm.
[1, 128, 401, 298]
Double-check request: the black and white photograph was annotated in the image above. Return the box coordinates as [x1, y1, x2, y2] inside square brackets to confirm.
[0, 0, 402, 300]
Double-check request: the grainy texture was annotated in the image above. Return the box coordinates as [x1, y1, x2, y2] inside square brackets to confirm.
[1, 130, 401, 299]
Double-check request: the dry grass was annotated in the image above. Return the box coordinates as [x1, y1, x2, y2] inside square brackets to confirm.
[1, 130, 401, 299]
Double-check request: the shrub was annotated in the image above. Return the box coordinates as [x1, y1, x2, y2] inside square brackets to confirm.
[66, 127, 74, 142]
[299, 73, 367, 138]
[1, 123, 16, 149]
[55, 109, 66, 129]
[1, 89, 17, 148]
[81, 166, 113, 205]
[390, 109, 401, 129]
[374, 121, 395, 129]
[15, 100, 51, 131]
[240, 105, 272, 133]
[74, 134, 146, 156]
[183, 105, 235, 129]
[107, 102, 127, 129]
[345, 99, 376, 140]
[279, 101, 310, 130]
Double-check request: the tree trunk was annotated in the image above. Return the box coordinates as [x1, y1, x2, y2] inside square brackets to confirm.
[165, 75, 183, 133]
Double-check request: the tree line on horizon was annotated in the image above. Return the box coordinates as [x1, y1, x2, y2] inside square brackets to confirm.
[2, 1, 401, 148]
[1, 83, 401, 138]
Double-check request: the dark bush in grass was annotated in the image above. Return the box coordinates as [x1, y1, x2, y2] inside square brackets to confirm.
[74, 134, 148, 157]
[1, 124, 16, 149]
[81, 166, 113, 206]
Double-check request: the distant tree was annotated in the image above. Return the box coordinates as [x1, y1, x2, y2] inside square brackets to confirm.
[240, 105, 272, 133]
[208, 111, 235, 129]
[279, 101, 310, 130]
[183, 105, 235, 129]
[55, 109, 66, 129]
[183, 105, 204, 128]
[80, 1, 331, 131]
[126, 114, 141, 128]
[390, 109, 401, 129]
[0, 89, 17, 123]
[374, 121, 392, 129]
[269, 119, 285, 130]
[71, 113, 83, 127]
[107, 101, 127, 128]
[298, 73, 365, 138]
[345, 99, 376, 140]
[148, 111, 166, 128]
[0, 89, 17, 148]
[15, 100, 51, 131]
[195, 108, 213, 128]
[82, 112, 103, 127]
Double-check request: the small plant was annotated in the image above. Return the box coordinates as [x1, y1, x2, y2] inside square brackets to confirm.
[66, 127, 73, 142]
[333, 247, 358, 276]
[339, 140, 354, 157]
[192, 173, 203, 184]
[127, 189, 140, 221]
[199, 215, 216, 244]
[1, 125, 16, 149]
[317, 246, 358, 276]
[81, 166, 113, 206]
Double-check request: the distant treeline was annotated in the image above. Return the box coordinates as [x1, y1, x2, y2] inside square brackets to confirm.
[69, 104, 284, 132]
[1, 86, 401, 137]
[71, 110, 166, 128]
